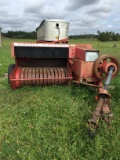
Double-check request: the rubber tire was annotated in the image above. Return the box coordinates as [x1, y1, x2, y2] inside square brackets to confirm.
[8, 64, 15, 83]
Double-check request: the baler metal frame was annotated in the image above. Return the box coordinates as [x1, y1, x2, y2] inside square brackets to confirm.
[8, 40, 120, 135]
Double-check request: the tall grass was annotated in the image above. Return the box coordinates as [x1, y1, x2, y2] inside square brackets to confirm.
[0, 38, 120, 160]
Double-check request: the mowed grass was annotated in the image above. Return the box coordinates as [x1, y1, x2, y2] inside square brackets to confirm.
[0, 38, 120, 160]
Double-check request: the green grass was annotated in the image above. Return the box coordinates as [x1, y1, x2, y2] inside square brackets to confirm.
[69, 38, 120, 59]
[0, 38, 120, 160]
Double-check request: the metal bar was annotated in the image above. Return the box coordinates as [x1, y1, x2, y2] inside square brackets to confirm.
[10, 77, 73, 81]
[94, 68, 114, 116]
[104, 67, 114, 90]
[72, 80, 102, 88]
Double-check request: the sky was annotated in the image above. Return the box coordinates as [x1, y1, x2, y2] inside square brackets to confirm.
[0, 0, 120, 35]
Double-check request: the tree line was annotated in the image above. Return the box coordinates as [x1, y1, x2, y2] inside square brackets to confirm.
[97, 31, 120, 41]
[3, 31, 36, 39]
[2, 30, 120, 42]
[69, 31, 120, 41]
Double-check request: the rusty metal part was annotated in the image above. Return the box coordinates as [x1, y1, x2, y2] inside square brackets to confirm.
[96, 88, 111, 100]
[40, 68, 43, 85]
[102, 100, 114, 125]
[102, 103, 110, 114]
[92, 97, 104, 118]
[87, 97, 104, 134]
[87, 97, 112, 133]
[87, 116, 100, 131]
[10, 67, 73, 88]
[20, 68, 24, 86]
[87, 95, 113, 133]
[32, 68, 36, 86]
[94, 54, 120, 80]
[87, 67, 115, 133]
[36, 38, 68, 44]
[36, 68, 39, 85]
[103, 113, 114, 125]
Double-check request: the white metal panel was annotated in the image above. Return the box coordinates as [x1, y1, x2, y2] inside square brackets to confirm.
[86, 51, 98, 61]
[14, 43, 69, 48]
[37, 19, 69, 41]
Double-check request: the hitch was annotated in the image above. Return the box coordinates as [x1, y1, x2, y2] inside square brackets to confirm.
[87, 66, 117, 134]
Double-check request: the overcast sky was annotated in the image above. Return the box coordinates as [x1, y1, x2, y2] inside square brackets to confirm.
[0, 0, 120, 34]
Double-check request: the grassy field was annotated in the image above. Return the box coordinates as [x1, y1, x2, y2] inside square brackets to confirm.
[0, 38, 120, 160]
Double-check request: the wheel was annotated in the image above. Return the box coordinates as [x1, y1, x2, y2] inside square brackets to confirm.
[94, 54, 120, 80]
[8, 64, 15, 83]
